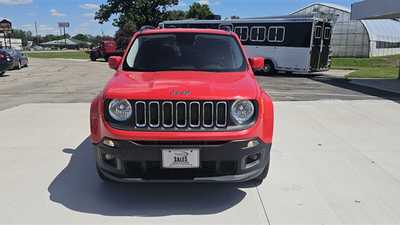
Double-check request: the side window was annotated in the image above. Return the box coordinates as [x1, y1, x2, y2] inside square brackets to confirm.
[276, 27, 285, 42]
[315, 26, 322, 39]
[268, 26, 285, 42]
[234, 26, 249, 41]
[250, 26, 266, 42]
[324, 27, 331, 40]
[219, 24, 233, 32]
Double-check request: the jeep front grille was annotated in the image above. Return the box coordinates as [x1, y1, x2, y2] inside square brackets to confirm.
[106, 100, 229, 131]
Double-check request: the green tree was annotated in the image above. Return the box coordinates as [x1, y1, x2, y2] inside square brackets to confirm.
[41, 34, 70, 43]
[166, 10, 186, 20]
[186, 2, 213, 19]
[115, 21, 137, 49]
[72, 34, 90, 42]
[10, 29, 33, 47]
[95, 0, 179, 29]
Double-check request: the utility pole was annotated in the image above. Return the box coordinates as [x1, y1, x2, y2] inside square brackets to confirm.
[64, 26, 66, 48]
[58, 22, 70, 49]
[34, 21, 39, 45]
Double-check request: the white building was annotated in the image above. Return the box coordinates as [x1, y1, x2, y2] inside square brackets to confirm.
[352, 0, 400, 20]
[291, 2, 400, 57]
[0, 33, 22, 50]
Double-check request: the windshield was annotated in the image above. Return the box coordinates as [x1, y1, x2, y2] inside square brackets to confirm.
[123, 33, 247, 72]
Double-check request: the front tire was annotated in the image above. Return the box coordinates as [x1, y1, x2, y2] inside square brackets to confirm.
[263, 60, 275, 75]
[90, 52, 98, 61]
[0, 71, 4, 76]
[17, 61, 22, 70]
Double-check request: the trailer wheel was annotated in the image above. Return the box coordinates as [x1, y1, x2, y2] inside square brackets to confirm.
[263, 60, 275, 75]
[90, 52, 97, 61]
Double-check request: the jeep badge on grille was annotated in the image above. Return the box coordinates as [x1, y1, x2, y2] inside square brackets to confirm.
[171, 90, 191, 96]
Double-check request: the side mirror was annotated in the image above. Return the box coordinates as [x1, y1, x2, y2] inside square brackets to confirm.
[249, 57, 265, 71]
[108, 56, 122, 70]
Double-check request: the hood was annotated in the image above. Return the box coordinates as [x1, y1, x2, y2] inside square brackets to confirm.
[103, 71, 259, 100]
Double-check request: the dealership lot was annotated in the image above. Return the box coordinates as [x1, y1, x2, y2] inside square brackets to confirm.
[1, 59, 400, 225]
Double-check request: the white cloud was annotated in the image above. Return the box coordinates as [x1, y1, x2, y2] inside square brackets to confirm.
[0, 0, 32, 5]
[50, 9, 66, 17]
[197, 0, 208, 4]
[19, 23, 58, 35]
[80, 3, 99, 10]
[21, 24, 33, 28]
[197, 0, 221, 5]
[82, 12, 95, 18]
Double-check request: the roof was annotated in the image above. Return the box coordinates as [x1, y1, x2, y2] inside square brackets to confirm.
[161, 16, 320, 25]
[141, 28, 232, 36]
[40, 38, 91, 46]
[290, 2, 351, 15]
[362, 19, 400, 42]
[41, 39, 78, 46]
[0, 18, 12, 23]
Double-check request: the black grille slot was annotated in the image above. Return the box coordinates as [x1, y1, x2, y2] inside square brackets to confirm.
[216, 102, 227, 127]
[162, 102, 174, 127]
[135, 101, 146, 127]
[203, 102, 214, 127]
[176, 102, 187, 127]
[149, 102, 160, 127]
[189, 102, 201, 127]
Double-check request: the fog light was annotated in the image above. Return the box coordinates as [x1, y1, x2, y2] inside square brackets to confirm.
[102, 138, 116, 148]
[105, 154, 115, 161]
[242, 140, 260, 149]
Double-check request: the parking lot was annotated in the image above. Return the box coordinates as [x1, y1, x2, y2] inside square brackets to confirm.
[1, 58, 400, 225]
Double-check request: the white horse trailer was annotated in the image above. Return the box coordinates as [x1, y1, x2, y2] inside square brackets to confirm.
[160, 16, 333, 74]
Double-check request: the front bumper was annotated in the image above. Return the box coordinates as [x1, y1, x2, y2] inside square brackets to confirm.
[95, 138, 271, 183]
[0, 61, 12, 72]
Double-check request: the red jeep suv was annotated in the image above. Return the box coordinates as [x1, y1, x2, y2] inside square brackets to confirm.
[90, 28, 274, 183]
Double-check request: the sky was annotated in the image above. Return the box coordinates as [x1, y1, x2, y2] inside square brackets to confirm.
[0, 0, 359, 37]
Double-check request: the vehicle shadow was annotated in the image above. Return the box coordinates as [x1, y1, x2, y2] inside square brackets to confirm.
[310, 76, 400, 103]
[48, 138, 247, 217]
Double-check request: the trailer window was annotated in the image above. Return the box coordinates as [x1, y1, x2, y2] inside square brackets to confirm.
[324, 27, 331, 40]
[234, 26, 249, 41]
[268, 26, 285, 43]
[219, 24, 233, 32]
[315, 26, 322, 39]
[250, 27, 266, 42]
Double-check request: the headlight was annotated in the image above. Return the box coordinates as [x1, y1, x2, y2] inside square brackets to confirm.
[108, 99, 132, 121]
[231, 100, 255, 125]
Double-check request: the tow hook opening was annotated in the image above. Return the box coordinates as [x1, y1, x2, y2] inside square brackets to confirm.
[244, 153, 261, 169]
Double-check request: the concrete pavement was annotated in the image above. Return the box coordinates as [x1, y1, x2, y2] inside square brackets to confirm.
[1, 100, 400, 225]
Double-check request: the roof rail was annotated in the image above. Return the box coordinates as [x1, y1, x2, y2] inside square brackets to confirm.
[139, 25, 156, 32]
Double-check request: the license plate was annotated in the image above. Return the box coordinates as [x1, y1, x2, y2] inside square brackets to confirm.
[162, 149, 200, 169]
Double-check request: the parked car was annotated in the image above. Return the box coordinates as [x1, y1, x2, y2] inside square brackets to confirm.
[90, 28, 274, 184]
[89, 40, 123, 62]
[3, 48, 28, 70]
[0, 49, 13, 76]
